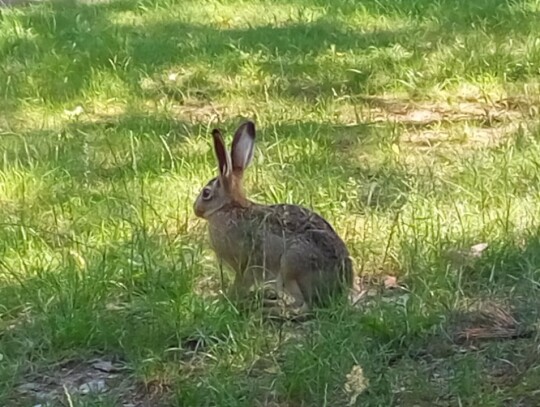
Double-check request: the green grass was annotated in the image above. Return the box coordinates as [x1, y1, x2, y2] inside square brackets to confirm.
[1, 0, 540, 405]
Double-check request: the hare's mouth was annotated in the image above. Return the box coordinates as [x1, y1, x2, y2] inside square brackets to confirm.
[194, 200, 223, 219]
[193, 201, 206, 218]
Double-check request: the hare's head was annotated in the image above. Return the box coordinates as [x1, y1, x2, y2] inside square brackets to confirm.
[194, 121, 256, 219]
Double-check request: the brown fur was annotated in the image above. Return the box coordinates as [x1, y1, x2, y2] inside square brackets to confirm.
[194, 121, 354, 310]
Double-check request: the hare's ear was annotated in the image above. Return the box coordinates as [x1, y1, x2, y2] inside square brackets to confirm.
[212, 128, 232, 178]
[231, 121, 255, 175]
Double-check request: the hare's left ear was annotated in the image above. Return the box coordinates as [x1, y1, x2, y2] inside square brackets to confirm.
[231, 121, 256, 176]
[212, 128, 232, 178]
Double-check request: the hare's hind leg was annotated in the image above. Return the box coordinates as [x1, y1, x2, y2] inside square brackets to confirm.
[261, 272, 309, 322]
[277, 252, 311, 313]
[260, 260, 308, 311]
[281, 274, 308, 311]
[259, 250, 311, 320]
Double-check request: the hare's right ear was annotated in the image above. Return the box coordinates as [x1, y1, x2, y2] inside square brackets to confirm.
[231, 121, 255, 176]
[212, 128, 232, 178]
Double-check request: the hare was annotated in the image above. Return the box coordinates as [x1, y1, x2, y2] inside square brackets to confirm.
[194, 121, 354, 312]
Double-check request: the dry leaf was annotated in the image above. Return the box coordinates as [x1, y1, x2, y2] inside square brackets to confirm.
[105, 303, 125, 311]
[383, 275, 399, 289]
[79, 379, 107, 394]
[344, 364, 368, 405]
[469, 242, 489, 258]
[64, 105, 84, 117]
[92, 360, 117, 373]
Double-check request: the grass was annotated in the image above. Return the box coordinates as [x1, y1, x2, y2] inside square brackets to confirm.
[1, 0, 540, 405]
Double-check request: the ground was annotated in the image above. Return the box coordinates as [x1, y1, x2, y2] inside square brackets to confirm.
[1, 0, 540, 405]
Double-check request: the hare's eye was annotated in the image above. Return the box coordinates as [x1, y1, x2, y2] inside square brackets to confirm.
[202, 188, 212, 200]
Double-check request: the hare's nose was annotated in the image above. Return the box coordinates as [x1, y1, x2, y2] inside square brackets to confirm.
[193, 200, 204, 218]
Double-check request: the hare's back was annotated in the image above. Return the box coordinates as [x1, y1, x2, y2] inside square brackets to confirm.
[258, 204, 350, 260]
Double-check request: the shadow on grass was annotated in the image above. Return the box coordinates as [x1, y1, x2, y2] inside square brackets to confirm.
[1, 0, 538, 112]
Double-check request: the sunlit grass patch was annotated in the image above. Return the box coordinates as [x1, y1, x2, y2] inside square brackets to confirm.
[1, 0, 540, 405]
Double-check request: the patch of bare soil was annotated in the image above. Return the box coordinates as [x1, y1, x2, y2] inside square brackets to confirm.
[358, 97, 526, 125]
[404, 122, 521, 149]
[339, 96, 537, 151]
[14, 357, 170, 407]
